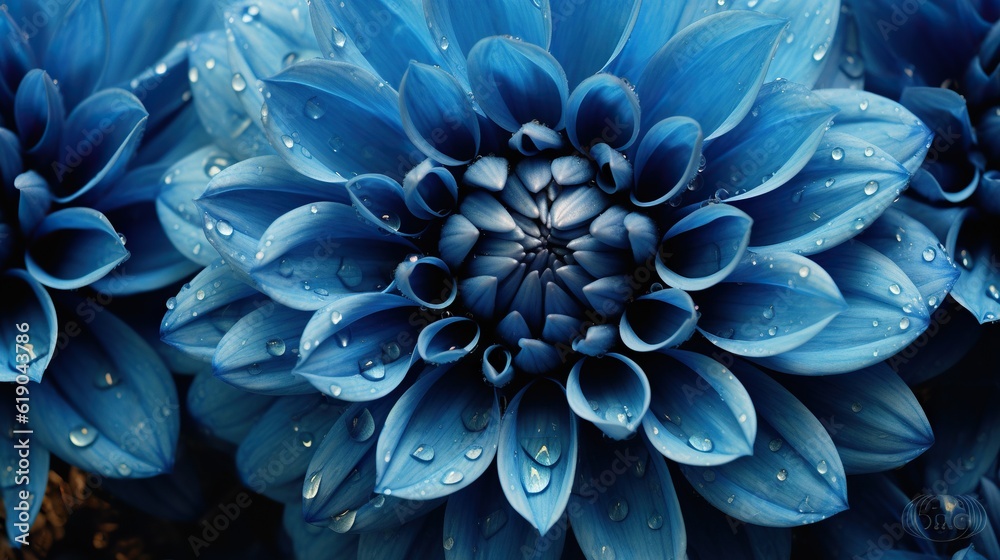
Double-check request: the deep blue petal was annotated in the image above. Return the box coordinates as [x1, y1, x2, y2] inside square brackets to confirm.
[605, 1, 685, 81]
[439, 214, 480, 269]
[400, 62, 480, 165]
[249, 202, 416, 310]
[186, 368, 277, 445]
[25, 207, 129, 290]
[591, 143, 633, 195]
[677, 485, 791, 560]
[14, 170, 51, 235]
[631, 116, 702, 207]
[513, 338, 563, 375]
[348, 174, 429, 237]
[0, 127, 23, 191]
[548, 0, 640, 88]
[746, 0, 840, 88]
[43, 0, 108, 108]
[696, 252, 847, 357]
[417, 317, 480, 363]
[756, 241, 933, 374]
[34, 307, 179, 477]
[13, 69, 63, 158]
[307, 0, 380, 75]
[482, 344, 514, 387]
[780, 363, 933, 474]
[730, 132, 910, 255]
[681, 359, 848, 527]
[940, 210, 1000, 324]
[566, 353, 649, 440]
[403, 159, 459, 220]
[0, 9, 35, 109]
[0, 270, 56, 382]
[568, 428, 687, 560]
[102, 450, 204, 522]
[922, 387, 1000, 495]
[620, 289, 697, 352]
[636, 350, 755, 466]
[571, 324, 617, 357]
[467, 37, 568, 132]
[637, 11, 786, 141]
[124, 40, 190, 133]
[262, 60, 418, 181]
[704, 80, 837, 201]
[375, 362, 500, 499]
[356, 511, 445, 559]
[655, 204, 752, 291]
[283, 502, 359, 560]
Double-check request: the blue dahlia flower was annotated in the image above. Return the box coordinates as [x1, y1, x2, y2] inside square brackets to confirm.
[163, 0, 965, 557]
[848, 0, 1000, 325]
[0, 0, 216, 545]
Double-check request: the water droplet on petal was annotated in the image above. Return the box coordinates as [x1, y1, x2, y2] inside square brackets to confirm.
[231, 73, 247, 92]
[798, 266, 810, 278]
[688, 434, 714, 452]
[442, 470, 463, 485]
[889, 284, 901, 295]
[443, 537, 454, 551]
[520, 436, 561, 466]
[831, 147, 844, 160]
[329, 384, 342, 397]
[899, 317, 910, 330]
[332, 26, 347, 48]
[304, 472, 321, 499]
[923, 247, 936, 262]
[348, 409, 375, 442]
[864, 146, 875, 157]
[304, 96, 325, 119]
[411, 444, 434, 462]
[522, 462, 551, 494]
[439, 35, 450, 50]
[769, 438, 783, 452]
[479, 509, 507, 539]
[864, 181, 879, 196]
[266, 338, 286, 357]
[95, 371, 120, 388]
[776, 469, 788, 481]
[816, 460, 828, 474]
[647, 513, 663, 530]
[329, 509, 356, 533]
[70, 426, 97, 447]
[165, 297, 176, 310]
[465, 445, 483, 460]
[281, 135, 294, 149]
[851, 402, 863, 413]
[607, 497, 629, 521]
[358, 357, 385, 381]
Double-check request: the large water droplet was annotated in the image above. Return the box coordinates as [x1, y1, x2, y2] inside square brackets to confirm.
[816, 460, 829, 474]
[899, 317, 910, 330]
[988, 285, 1000, 301]
[647, 513, 663, 530]
[465, 445, 483, 460]
[851, 402, 863, 413]
[231, 73, 247, 92]
[348, 408, 375, 442]
[776, 469, 788, 481]
[922, 247, 936, 262]
[281, 134, 294, 149]
[304, 472, 321, 499]
[165, 297, 177, 310]
[607, 497, 629, 521]
[769, 438, 783, 452]
[331, 311, 343, 325]
[358, 357, 385, 381]
[443, 536, 454, 551]
[762, 305, 775, 319]
[604, 405, 629, 425]
[337, 259, 363, 288]
[439, 35, 450, 50]
[888, 284, 901, 295]
[864, 181, 879, 196]
[411, 444, 434, 462]
[831, 147, 844, 160]
[329, 384, 343, 397]
[522, 462, 551, 494]
[70, 426, 97, 447]
[864, 146, 875, 157]
[332, 26, 347, 48]
[305, 96, 325, 119]
[520, 436, 561, 466]
[216, 220, 234, 237]
[266, 338, 286, 357]
[442, 470, 464, 485]
[381, 341, 402, 364]
[462, 405, 491, 432]
[299, 432, 313, 447]
[688, 434, 714, 452]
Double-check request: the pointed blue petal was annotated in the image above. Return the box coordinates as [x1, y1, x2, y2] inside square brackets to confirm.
[157, 146, 231, 266]
[568, 429, 687, 560]
[757, 240, 932, 374]
[816, 89, 933, 174]
[605, 1, 686, 82]
[188, 32, 272, 160]
[637, 350, 755, 466]
[301, 395, 398, 522]
[375, 362, 500, 499]
[160, 259, 268, 362]
[400, 62, 480, 165]
[681, 359, 848, 527]
[14, 171, 51, 236]
[347, 174, 428, 237]
[632, 116, 702, 207]
[14, 69, 64, 158]
[187, 368, 277, 445]
[423, 0, 551, 85]
[445, 466, 565, 560]
[550, 185, 612, 229]
[249, 202, 416, 310]
[307, 0, 380, 74]
[214, 304, 316, 395]
[263, 59, 417, 181]
[705, 80, 837, 201]
[954, 546, 990, 560]
[464, 155, 510, 192]
[749, 0, 840, 87]
[676, 485, 791, 560]
[780, 363, 933, 474]
[566, 73, 640, 154]
[459, 276, 498, 319]
[0, 399, 49, 546]
[197, 155, 349, 279]
[237, 395, 343, 503]
[0, 127, 23, 190]
[496, 380, 577, 535]
[567, 353, 649, 440]
[621, 289, 697, 352]
[439, 214, 480, 268]
[43, 0, 108, 108]
[572, 324, 617, 357]
[294, 293, 419, 401]
[549, 0, 640, 88]
[513, 338, 563, 375]
[697, 252, 847, 357]
[656, 204, 752, 291]
[551, 155, 594, 186]
[638, 11, 786, 141]
[417, 317, 480, 364]
[941, 210, 1000, 324]
[858, 207, 960, 312]
[0, 270, 56, 382]
[34, 307, 179, 478]
[283, 503, 360, 560]
[460, 190, 518, 233]
[731, 132, 910, 255]
[468, 37, 568, 132]
[52, 89, 148, 203]
[25, 207, 129, 290]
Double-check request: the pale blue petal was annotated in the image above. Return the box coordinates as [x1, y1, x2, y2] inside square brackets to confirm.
[400, 62, 479, 165]
[566, 74, 641, 154]
[731, 132, 910, 255]
[25, 208, 129, 290]
[756, 241, 931, 374]
[214, 304, 316, 395]
[696, 252, 847, 357]
[637, 350, 755, 466]
[568, 430, 686, 560]
[307, 0, 380, 74]
[187, 368, 277, 445]
[510, 121, 566, 155]
[681, 359, 847, 527]
[0, 270, 56, 382]
[605, 1, 686, 82]
[655, 204, 752, 291]
[780, 363, 933, 474]
[375, 362, 500, 499]
[14, 171, 51, 236]
[249, 202, 416, 310]
[496, 380, 577, 535]
[620, 289, 697, 352]
[439, 214, 480, 268]
[156, 146, 231, 266]
[417, 317, 480, 364]
[631, 116, 703, 207]
[567, 353, 649, 440]
[637, 11, 786, 140]
[467, 37, 568, 132]
[743, 0, 840, 88]
[551, 155, 594, 186]
[464, 155, 509, 192]
[705, 80, 837, 202]
[549, 0, 640, 88]
[294, 293, 419, 401]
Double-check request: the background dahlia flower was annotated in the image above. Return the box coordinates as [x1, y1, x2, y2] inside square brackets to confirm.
[0, 0, 215, 548]
[158, 0, 970, 558]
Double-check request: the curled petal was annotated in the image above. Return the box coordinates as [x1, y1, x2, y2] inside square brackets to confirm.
[572, 324, 617, 357]
[510, 121, 566, 155]
[400, 62, 479, 165]
[417, 317, 480, 364]
[939, 210, 1000, 324]
[14, 171, 51, 239]
[632, 116, 702, 207]
[591, 143, 633, 195]
[14, 69, 64, 158]
[25, 208, 128, 290]
[395, 256, 457, 309]
[403, 159, 459, 220]
[621, 289, 698, 353]
[0, 271, 56, 382]
[567, 353, 649, 440]
[482, 344, 514, 387]
[375, 362, 500, 499]
[566, 73, 641, 154]
[655, 204, 752, 291]
[347, 174, 428, 237]
[467, 36, 569, 132]
[637, 350, 755, 466]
